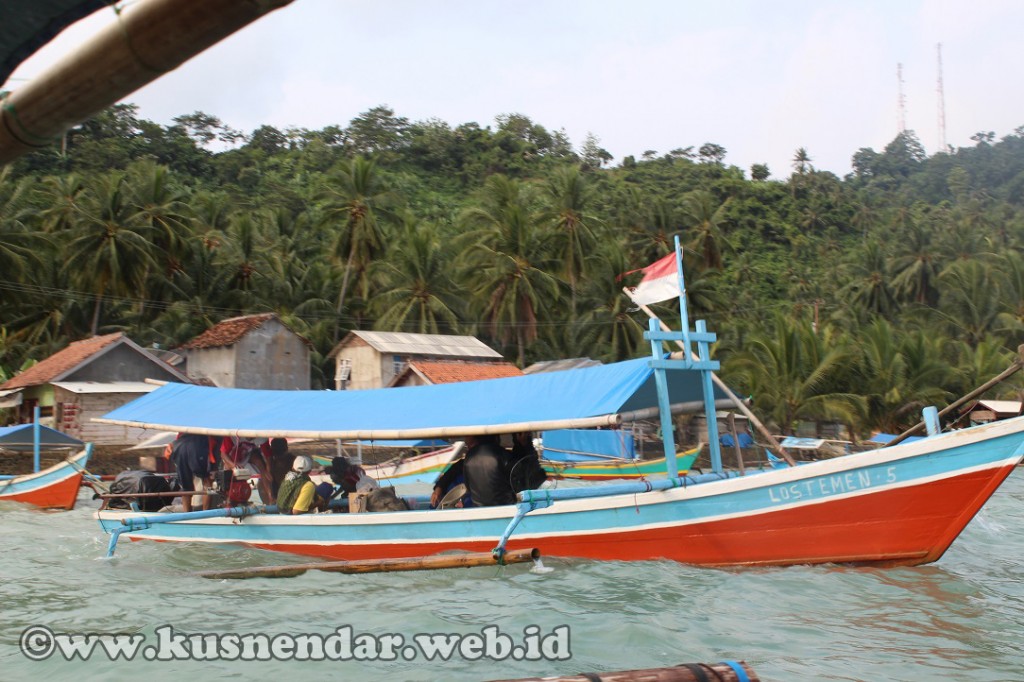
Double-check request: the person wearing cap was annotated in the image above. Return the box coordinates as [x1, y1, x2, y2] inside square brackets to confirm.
[276, 455, 326, 514]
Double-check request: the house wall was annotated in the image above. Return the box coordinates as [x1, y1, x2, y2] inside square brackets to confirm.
[183, 346, 236, 387]
[232, 320, 310, 389]
[66, 344, 180, 383]
[338, 340, 384, 390]
[53, 387, 161, 445]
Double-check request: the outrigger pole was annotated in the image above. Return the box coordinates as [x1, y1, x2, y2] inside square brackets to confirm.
[0, 0, 295, 166]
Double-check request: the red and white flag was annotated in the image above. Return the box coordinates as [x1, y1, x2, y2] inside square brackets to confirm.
[621, 252, 682, 306]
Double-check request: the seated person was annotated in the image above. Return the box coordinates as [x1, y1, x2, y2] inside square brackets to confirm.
[276, 455, 327, 515]
[330, 456, 379, 494]
[266, 438, 292, 501]
[432, 433, 543, 508]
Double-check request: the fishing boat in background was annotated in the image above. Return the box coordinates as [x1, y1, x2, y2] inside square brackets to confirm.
[93, 239, 1024, 569]
[0, 450, 92, 509]
[542, 449, 699, 480]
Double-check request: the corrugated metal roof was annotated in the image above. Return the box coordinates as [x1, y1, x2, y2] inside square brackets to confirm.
[51, 381, 160, 394]
[344, 331, 503, 359]
[523, 358, 603, 374]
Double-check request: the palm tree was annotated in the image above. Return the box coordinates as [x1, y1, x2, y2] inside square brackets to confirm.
[64, 173, 160, 334]
[890, 218, 941, 306]
[371, 214, 463, 334]
[539, 165, 600, 313]
[792, 148, 812, 175]
[855, 319, 950, 433]
[457, 175, 561, 366]
[682, 190, 731, 270]
[934, 259, 1005, 346]
[725, 314, 864, 434]
[570, 241, 647, 362]
[0, 169, 43, 280]
[840, 242, 899, 318]
[317, 156, 398, 339]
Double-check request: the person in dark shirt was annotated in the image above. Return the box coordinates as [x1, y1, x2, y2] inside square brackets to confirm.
[431, 433, 545, 508]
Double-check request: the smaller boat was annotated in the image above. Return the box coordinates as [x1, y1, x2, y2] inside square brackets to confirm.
[313, 442, 462, 486]
[543, 448, 700, 480]
[0, 447, 93, 510]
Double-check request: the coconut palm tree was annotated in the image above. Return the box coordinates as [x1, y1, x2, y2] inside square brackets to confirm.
[724, 314, 864, 434]
[371, 214, 463, 334]
[457, 175, 561, 366]
[317, 156, 398, 340]
[890, 218, 942, 306]
[64, 173, 160, 334]
[539, 165, 600, 313]
[682, 190, 732, 270]
[855, 319, 950, 434]
[568, 240, 646, 362]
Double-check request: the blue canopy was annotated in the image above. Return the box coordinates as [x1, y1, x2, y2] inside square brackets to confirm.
[0, 423, 84, 451]
[96, 357, 733, 440]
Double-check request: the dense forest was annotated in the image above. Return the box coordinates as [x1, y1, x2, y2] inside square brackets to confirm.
[2, 103, 1023, 438]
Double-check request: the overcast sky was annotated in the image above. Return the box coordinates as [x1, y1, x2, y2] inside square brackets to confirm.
[8, 0, 1024, 179]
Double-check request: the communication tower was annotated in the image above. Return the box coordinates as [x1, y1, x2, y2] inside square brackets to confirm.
[936, 43, 947, 152]
[896, 63, 907, 134]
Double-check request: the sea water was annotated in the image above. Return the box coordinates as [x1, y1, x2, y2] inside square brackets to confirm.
[1, 472, 1022, 682]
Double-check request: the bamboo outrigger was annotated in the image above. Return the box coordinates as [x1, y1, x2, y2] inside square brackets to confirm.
[0, 0, 294, 166]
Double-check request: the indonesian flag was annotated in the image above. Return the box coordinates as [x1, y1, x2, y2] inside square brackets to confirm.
[621, 252, 682, 306]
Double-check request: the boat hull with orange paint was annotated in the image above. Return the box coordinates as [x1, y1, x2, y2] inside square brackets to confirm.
[0, 448, 91, 510]
[96, 417, 1024, 568]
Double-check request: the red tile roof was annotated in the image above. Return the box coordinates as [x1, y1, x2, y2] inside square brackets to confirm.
[178, 313, 279, 350]
[406, 360, 523, 385]
[1, 333, 124, 389]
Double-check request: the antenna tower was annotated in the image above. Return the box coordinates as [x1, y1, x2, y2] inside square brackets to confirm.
[896, 63, 907, 134]
[936, 43, 947, 152]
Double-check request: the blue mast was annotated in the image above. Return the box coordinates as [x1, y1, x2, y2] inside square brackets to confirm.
[645, 236, 723, 475]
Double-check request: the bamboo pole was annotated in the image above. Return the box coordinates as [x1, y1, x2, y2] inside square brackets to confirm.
[195, 548, 541, 579]
[885, 344, 1024, 448]
[728, 412, 745, 475]
[625, 289, 795, 465]
[491, 660, 760, 682]
[0, 0, 295, 165]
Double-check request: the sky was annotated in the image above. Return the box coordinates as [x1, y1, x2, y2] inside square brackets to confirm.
[7, 0, 1024, 179]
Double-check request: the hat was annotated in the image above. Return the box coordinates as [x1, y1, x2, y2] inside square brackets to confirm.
[292, 455, 313, 473]
[315, 482, 335, 501]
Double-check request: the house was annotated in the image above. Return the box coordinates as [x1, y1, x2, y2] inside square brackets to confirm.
[389, 359, 523, 387]
[327, 331, 506, 390]
[961, 400, 1023, 426]
[0, 333, 190, 445]
[178, 313, 311, 389]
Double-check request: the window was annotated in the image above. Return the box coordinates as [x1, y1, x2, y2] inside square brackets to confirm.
[392, 355, 407, 378]
[335, 358, 352, 389]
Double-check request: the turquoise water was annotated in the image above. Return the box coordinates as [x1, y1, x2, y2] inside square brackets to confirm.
[1, 472, 1023, 682]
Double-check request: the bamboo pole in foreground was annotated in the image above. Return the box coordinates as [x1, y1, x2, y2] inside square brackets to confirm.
[0, 0, 295, 165]
[195, 548, 541, 579]
[491, 660, 760, 682]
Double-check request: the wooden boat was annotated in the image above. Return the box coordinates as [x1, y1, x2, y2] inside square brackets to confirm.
[93, 240, 1024, 568]
[0, 447, 92, 510]
[542, 449, 698, 480]
[312, 443, 461, 486]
